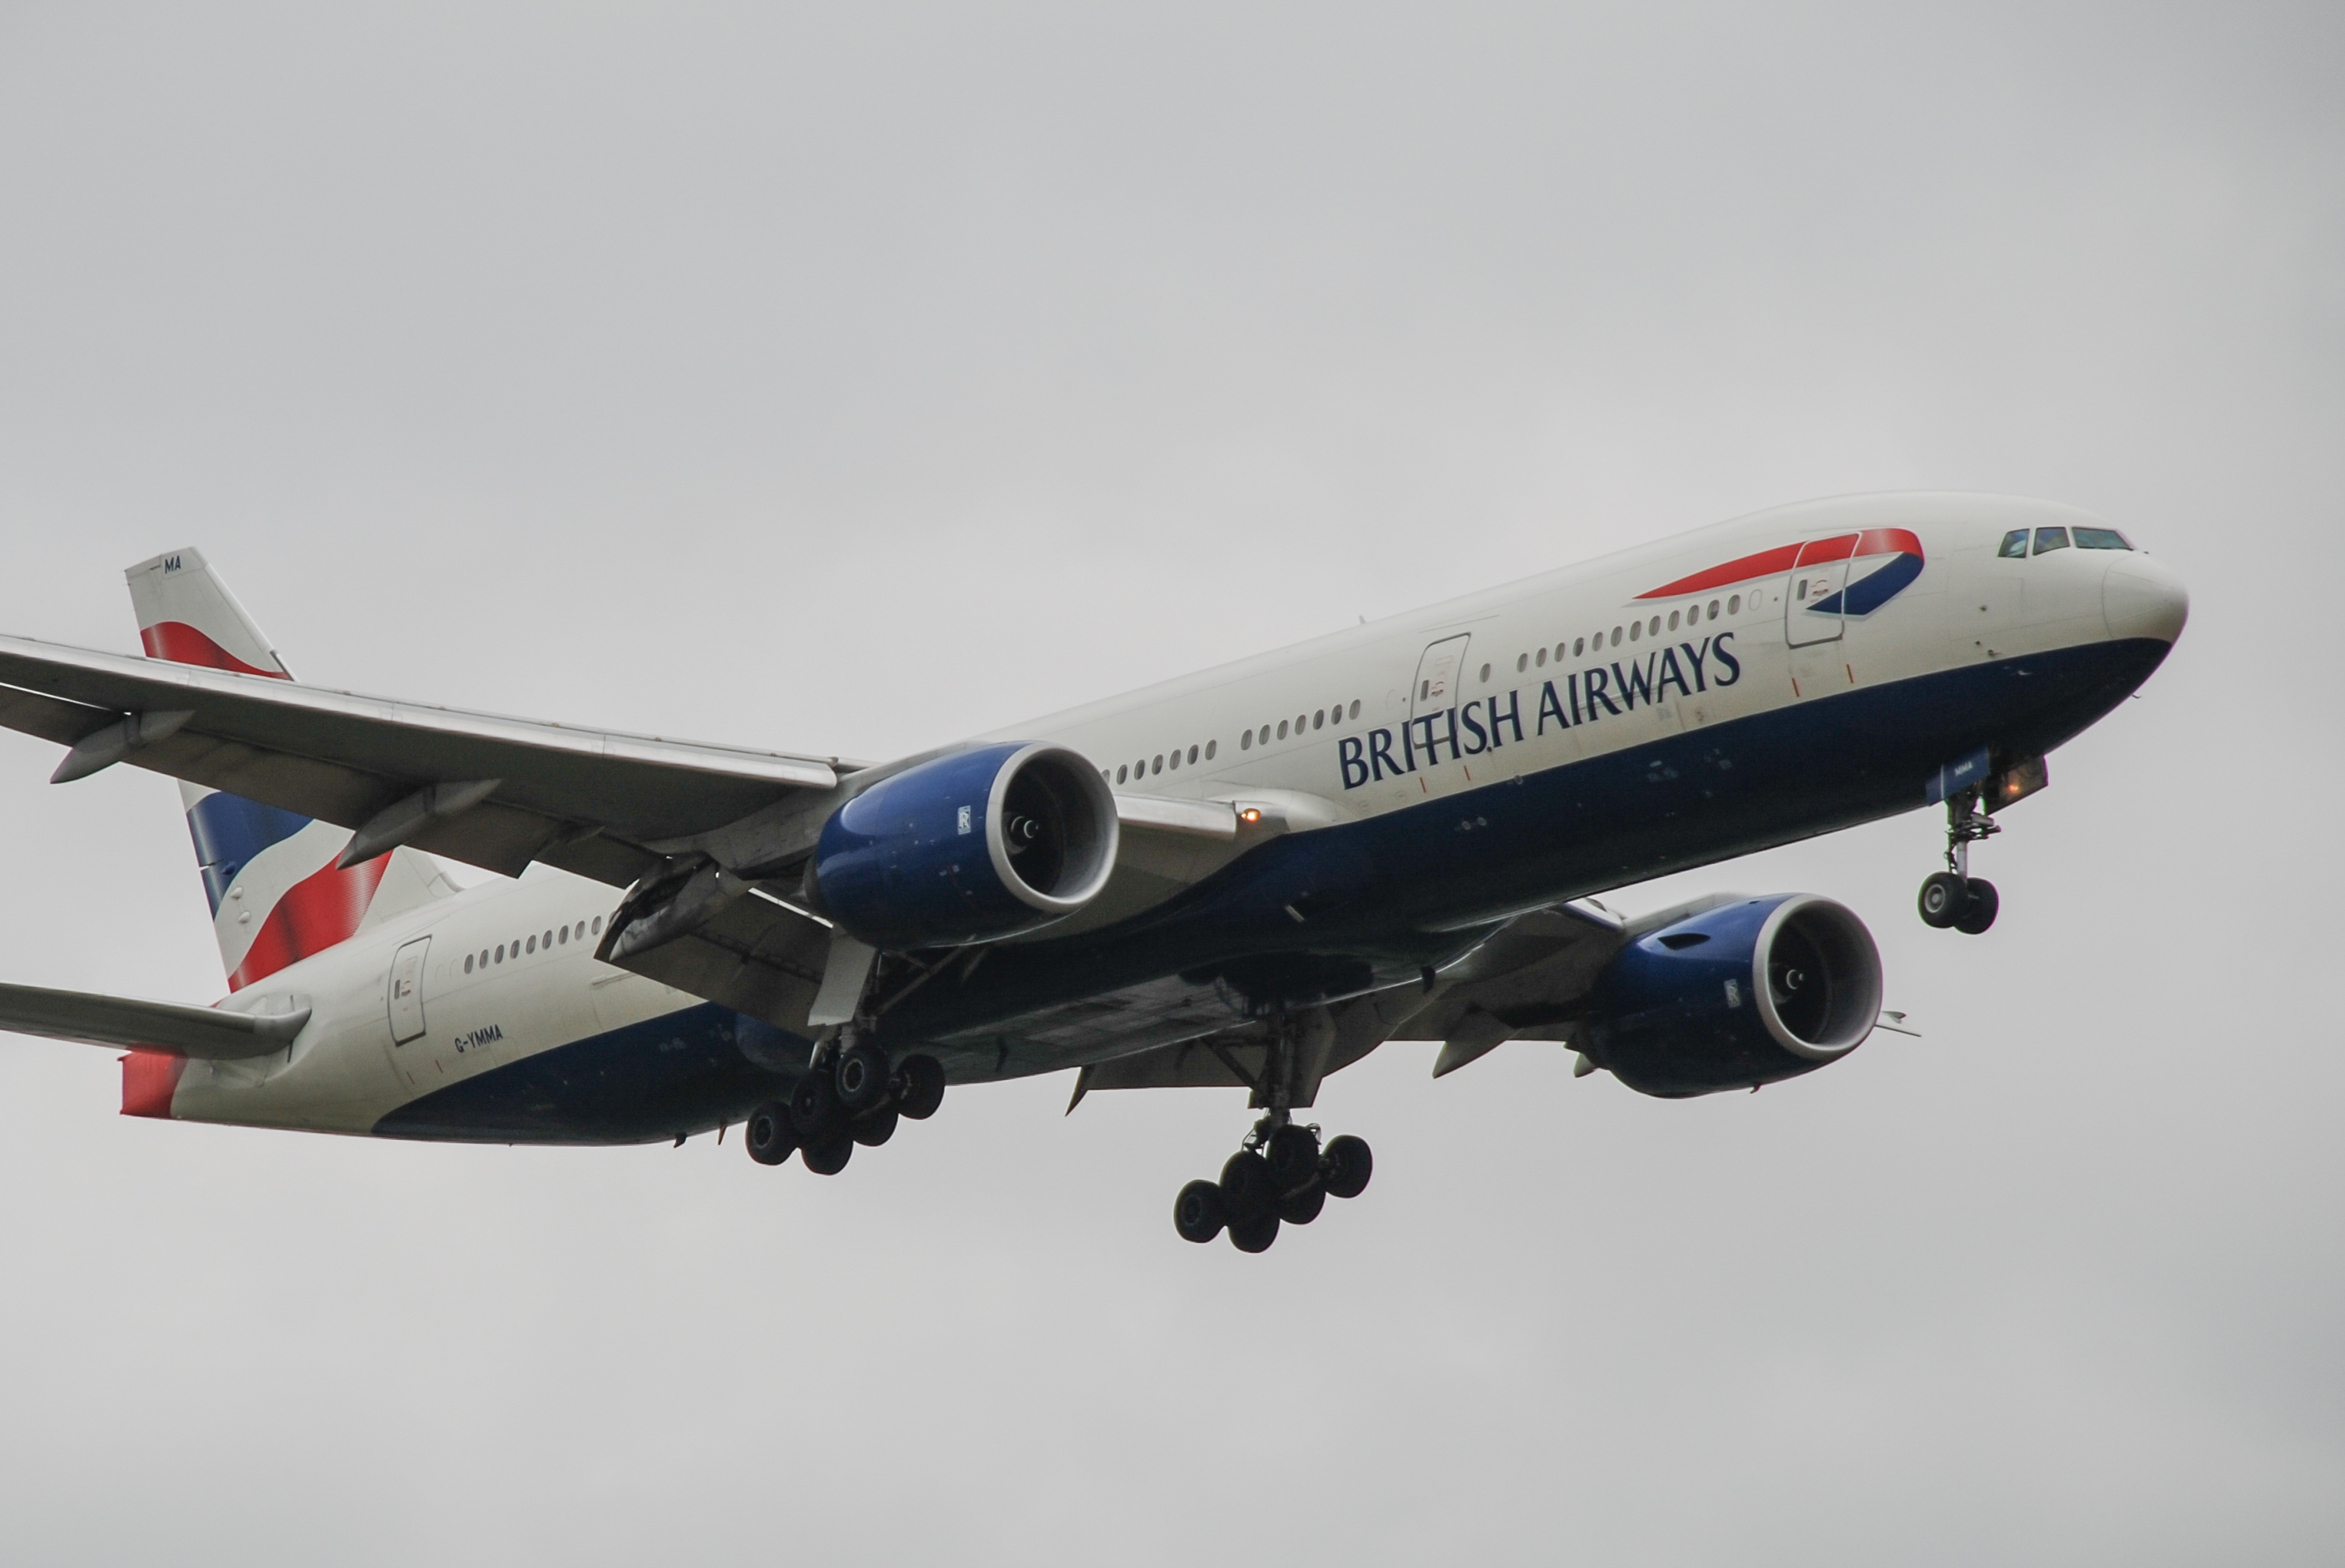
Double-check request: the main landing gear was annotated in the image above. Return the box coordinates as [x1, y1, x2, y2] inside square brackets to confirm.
[1173, 1118, 1373, 1253]
[742, 1038, 946, 1175]
[1918, 790, 2000, 935]
[1171, 1010, 1372, 1253]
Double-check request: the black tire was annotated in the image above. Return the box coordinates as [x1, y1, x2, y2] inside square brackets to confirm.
[1219, 1150, 1276, 1223]
[1228, 1212, 1281, 1253]
[1173, 1179, 1227, 1244]
[1955, 877, 2000, 935]
[834, 1043, 891, 1116]
[1278, 1184, 1326, 1225]
[801, 1133, 853, 1176]
[743, 1100, 796, 1167]
[851, 1106, 899, 1147]
[1918, 871, 1967, 929]
[1264, 1124, 1321, 1195]
[790, 1071, 840, 1141]
[893, 1053, 946, 1121]
[1321, 1134, 1374, 1200]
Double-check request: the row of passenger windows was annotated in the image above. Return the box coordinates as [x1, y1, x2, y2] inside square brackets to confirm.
[1511, 593, 1753, 673]
[462, 915, 604, 974]
[1998, 525, 2131, 559]
[1099, 698, 1366, 786]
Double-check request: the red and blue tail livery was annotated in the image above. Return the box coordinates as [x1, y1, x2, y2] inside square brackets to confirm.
[0, 496, 2185, 1255]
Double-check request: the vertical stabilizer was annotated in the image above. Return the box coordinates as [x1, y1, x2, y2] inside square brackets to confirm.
[122, 550, 457, 1028]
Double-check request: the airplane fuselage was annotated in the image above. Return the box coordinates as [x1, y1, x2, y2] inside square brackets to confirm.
[159, 492, 2184, 1142]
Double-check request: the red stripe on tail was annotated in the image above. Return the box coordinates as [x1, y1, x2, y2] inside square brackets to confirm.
[121, 1051, 188, 1118]
[228, 852, 392, 991]
[139, 621, 284, 678]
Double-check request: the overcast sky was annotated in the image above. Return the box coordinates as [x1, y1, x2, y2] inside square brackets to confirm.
[0, 4, 2338, 1563]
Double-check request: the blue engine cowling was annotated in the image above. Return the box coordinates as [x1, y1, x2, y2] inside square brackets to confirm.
[812, 742, 1119, 949]
[1582, 894, 1883, 1098]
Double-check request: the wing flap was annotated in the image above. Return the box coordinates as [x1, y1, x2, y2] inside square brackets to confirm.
[0, 981, 306, 1060]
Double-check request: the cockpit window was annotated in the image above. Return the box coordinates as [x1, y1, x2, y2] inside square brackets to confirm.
[2033, 526, 2071, 555]
[1997, 529, 2029, 559]
[2073, 527, 2131, 550]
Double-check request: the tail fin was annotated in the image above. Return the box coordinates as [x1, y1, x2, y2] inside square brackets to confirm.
[124, 550, 457, 995]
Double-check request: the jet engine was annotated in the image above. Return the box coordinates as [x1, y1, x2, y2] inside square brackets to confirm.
[812, 742, 1118, 949]
[1582, 895, 1883, 1097]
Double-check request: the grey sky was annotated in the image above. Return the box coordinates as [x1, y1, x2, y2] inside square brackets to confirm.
[0, 4, 2338, 1563]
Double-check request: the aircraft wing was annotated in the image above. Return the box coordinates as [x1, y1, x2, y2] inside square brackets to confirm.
[0, 980, 307, 1060]
[0, 633, 846, 887]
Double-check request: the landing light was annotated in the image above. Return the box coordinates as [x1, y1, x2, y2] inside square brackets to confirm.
[1239, 807, 1263, 824]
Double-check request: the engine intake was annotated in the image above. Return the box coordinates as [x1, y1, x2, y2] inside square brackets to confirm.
[1583, 894, 1883, 1097]
[813, 742, 1118, 949]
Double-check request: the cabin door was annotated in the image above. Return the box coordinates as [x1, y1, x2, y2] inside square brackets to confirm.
[1784, 535, 1854, 648]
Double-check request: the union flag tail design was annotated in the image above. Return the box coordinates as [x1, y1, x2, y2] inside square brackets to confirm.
[120, 550, 457, 1115]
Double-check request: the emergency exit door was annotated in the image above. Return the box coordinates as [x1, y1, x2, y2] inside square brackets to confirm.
[387, 937, 430, 1045]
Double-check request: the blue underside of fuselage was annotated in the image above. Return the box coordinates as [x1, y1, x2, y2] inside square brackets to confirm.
[373, 637, 2170, 1145]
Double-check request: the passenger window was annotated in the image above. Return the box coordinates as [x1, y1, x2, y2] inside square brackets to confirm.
[1311, 713, 1322, 731]
[1610, 627, 1622, 647]
[1516, 653, 1528, 673]
[1648, 616, 1660, 636]
[1477, 664, 1489, 683]
[1236, 735, 1248, 753]
[2034, 526, 2071, 554]
[1707, 599, 1720, 619]
[1277, 721, 1289, 740]
[1168, 749, 1179, 771]
[494, 944, 505, 963]
[1727, 595, 1740, 614]
[1552, 643, 1565, 661]
[1997, 529, 2029, 559]
[558, 927, 567, 944]
[1629, 620, 1641, 640]
[464, 954, 474, 974]
[526, 934, 536, 954]
[590, 917, 602, 935]
[1205, 740, 1217, 759]
[2074, 527, 2130, 550]
[543, 930, 553, 948]
[1668, 610, 1680, 631]
[1153, 755, 1163, 774]
[1347, 700, 1360, 719]
[1535, 647, 1548, 667]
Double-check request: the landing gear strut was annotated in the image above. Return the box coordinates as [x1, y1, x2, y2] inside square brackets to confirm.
[1918, 790, 2000, 935]
[1170, 1013, 1373, 1253]
[742, 1028, 947, 1176]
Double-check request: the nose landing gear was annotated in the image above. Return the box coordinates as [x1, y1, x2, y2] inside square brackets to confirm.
[1918, 790, 2000, 934]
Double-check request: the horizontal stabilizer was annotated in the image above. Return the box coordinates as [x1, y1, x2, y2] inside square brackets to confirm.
[0, 981, 307, 1060]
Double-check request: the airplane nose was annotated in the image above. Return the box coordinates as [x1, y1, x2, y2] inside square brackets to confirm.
[2101, 552, 2189, 645]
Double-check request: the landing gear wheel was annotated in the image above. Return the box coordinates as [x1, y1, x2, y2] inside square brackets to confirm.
[801, 1133, 852, 1176]
[743, 1100, 796, 1166]
[1264, 1124, 1321, 1195]
[893, 1053, 946, 1121]
[1321, 1135, 1374, 1200]
[1227, 1212, 1281, 1253]
[1173, 1180, 1227, 1244]
[790, 1071, 841, 1141]
[1955, 877, 2000, 935]
[1219, 1150, 1276, 1222]
[834, 1043, 891, 1116]
[1278, 1184, 1326, 1225]
[1918, 871, 1968, 929]
[851, 1107, 899, 1147]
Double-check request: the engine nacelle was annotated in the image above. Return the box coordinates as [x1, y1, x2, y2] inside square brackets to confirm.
[1583, 894, 1883, 1098]
[813, 742, 1118, 949]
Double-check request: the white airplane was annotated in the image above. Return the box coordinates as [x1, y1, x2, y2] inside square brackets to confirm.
[0, 493, 2185, 1251]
